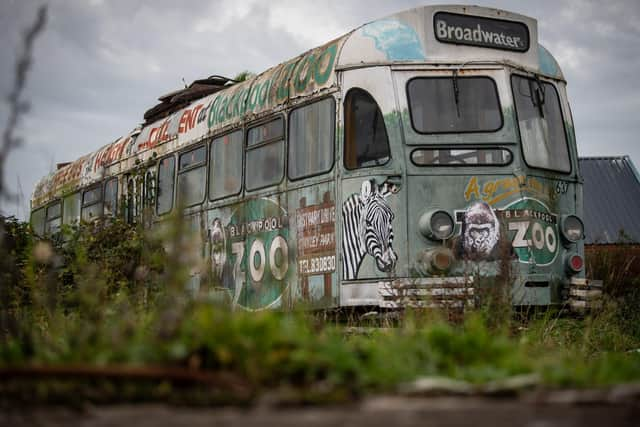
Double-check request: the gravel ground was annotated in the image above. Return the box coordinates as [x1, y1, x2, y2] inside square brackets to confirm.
[2, 396, 639, 427]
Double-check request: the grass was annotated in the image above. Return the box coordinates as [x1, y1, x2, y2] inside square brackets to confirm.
[1, 217, 640, 405]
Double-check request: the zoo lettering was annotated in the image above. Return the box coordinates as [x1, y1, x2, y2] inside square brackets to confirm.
[231, 237, 289, 283]
[207, 41, 338, 127]
[228, 216, 286, 239]
[502, 209, 558, 255]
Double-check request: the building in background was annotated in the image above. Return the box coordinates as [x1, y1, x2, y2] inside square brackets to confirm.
[580, 156, 640, 245]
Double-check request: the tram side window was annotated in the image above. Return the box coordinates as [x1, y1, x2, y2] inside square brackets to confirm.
[210, 130, 242, 200]
[344, 89, 391, 170]
[81, 185, 102, 221]
[407, 77, 502, 133]
[177, 145, 207, 207]
[157, 156, 175, 215]
[31, 208, 45, 237]
[63, 192, 81, 225]
[45, 201, 62, 234]
[246, 117, 284, 191]
[288, 98, 335, 180]
[104, 177, 118, 216]
[511, 75, 570, 173]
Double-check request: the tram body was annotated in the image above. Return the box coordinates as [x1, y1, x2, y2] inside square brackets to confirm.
[31, 5, 587, 310]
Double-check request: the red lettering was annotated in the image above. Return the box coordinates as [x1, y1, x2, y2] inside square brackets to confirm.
[179, 110, 191, 134]
[149, 128, 158, 146]
[178, 105, 203, 134]
[93, 147, 110, 172]
[159, 120, 169, 142]
[114, 138, 127, 159]
[139, 119, 171, 150]
[190, 105, 203, 129]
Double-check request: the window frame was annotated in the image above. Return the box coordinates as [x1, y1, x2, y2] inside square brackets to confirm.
[410, 146, 514, 167]
[81, 183, 103, 221]
[343, 88, 392, 171]
[405, 75, 504, 135]
[510, 73, 572, 175]
[62, 191, 81, 225]
[45, 200, 62, 234]
[245, 115, 286, 192]
[31, 207, 45, 237]
[209, 129, 244, 202]
[287, 96, 336, 181]
[103, 176, 119, 217]
[144, 169, 156, 209]
[156, 154, 176, 216]
[176, 143, 208, 208]
[126, 174, 141, 223]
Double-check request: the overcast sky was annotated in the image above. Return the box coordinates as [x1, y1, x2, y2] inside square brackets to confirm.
[1, 0, 639, 219]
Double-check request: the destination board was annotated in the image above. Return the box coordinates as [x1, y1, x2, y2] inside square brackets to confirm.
[434, 12, 530, 52]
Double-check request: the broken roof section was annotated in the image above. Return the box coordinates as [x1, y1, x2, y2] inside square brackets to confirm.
[143, 76, 233, 125]
[580, 156, 640, 244]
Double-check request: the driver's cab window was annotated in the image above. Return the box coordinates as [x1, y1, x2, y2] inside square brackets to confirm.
[344, 88, 390, 170]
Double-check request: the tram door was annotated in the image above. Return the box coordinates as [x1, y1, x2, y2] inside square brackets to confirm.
[339, 67, 408, 283]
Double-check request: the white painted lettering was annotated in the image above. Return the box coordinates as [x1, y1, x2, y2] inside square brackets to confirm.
[436, 20, 448, 38]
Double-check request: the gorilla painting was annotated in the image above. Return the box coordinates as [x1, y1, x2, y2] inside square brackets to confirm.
[456, 201, 500, 260]
[210, 218, 228, 283]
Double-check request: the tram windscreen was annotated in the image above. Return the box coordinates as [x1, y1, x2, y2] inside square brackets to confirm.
[407, 77, 502, 133]
[511, 75, 570, 173]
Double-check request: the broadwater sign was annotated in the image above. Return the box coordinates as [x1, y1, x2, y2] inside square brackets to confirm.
[434, 12, 529, 52]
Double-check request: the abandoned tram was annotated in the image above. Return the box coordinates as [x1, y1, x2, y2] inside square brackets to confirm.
[31, 5, 591, 310]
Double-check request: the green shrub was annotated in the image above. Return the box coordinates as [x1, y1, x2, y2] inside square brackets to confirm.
[2, 217, 640, 405]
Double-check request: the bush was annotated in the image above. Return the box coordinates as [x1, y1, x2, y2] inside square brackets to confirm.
[2, 218, 640, 405]
[586, 244, 640, 341]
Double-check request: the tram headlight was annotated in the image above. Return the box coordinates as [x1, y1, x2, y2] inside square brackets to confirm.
[416, 247, 454, 275]
[419, 210, 455, 241]
[560, 215, 584, 243]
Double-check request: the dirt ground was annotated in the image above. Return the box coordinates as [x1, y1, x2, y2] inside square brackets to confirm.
[2, 396, 639, 427]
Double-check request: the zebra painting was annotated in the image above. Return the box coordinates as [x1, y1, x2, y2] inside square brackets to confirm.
[342, 179, 398, 280]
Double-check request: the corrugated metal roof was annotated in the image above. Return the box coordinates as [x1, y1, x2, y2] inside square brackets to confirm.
[580, 156, 640, 244]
